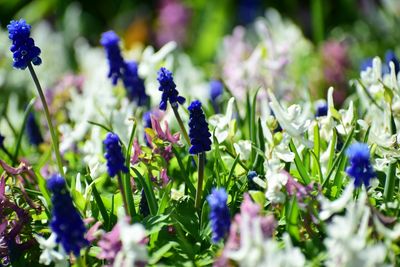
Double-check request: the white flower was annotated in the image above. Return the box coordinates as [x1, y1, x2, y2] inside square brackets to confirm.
[82, 127, 107, 179]
[265, 172, 288, 204]
[336, 101, 354, 136]
[234, 140, 252, 161]
[59, 38, 117, 153]
[138, 41, 176, 79]
[209, 97, 236, 143]
[227, 213, 305, 267]
[268, 90, 312, 147]
[113, 215, 148, 267]
[316, 87, 337, 141]
[34, 233, 68, 267]
[262, 126, 294, 174]
[319, 182, 355, 220]
[324, 189, 387, 267]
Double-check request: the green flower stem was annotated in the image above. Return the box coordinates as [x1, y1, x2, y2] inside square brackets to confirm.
[384, 111, 397, 203]
[117, 172, 130, 217]
[75, 255, 86, 267]
[195, 152, 205, 210]
[172, 105, 190, 146]
[27, 63, 64, 176]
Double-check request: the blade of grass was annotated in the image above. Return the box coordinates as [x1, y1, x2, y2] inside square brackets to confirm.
[86, 174, 109, 230]
[87, 120, 113, 132]
[289, 139, 311, 184]
[323, 127, 355, 188]
[226, 155, 240, 188]
[132, 167, 158, 216]
[124, 120, 137, 218]
[171, 146, 196, 196]
[13, 97, 36, 162]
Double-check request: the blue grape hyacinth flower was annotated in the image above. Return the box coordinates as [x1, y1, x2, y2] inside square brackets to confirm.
[101, 30, 125, 85]
[123, 61, 149, 106]
[209, 80, 223, 101]
[207, 188, 230, 243]
[188, 100, 212, 155]
[209, 80, 223, 113]
[157, 67, 185, 110]
[315, 102, 328, 118]
[103, 132, 128, 177]
[47, 174, 88, 256]
[360, 58, 373, 72]
[26, 112, 43, 146]
[7, 19, 42, 69]
[346, 142, 375, 188]
[384, 50, 400, 75]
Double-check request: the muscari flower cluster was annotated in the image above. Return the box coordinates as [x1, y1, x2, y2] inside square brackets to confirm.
[210, 80, 223, 113]
[188, 100, 212, 155]
[315, 102, 328, 118]
[103, 132, 128, 177]
[101, 31, 148, 105]
[157, 67, 185, 110]
[207, 188, 231, 243]
[123, 61, 149, 105]
[26, 112, 43, 146]
[100, 31, 124, 85]
[7, 19, 42, 70]
[360, 50, 400, 74]
[47, 174, 88, 256]
[346, 142, 375, 188]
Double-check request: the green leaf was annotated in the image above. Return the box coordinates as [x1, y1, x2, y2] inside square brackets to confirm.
[149, 243, 175, 265]
[132, 167, 158, 216]
[171, 146, 196, 197]
[323, 127, 355, 188]
[87, 120, 112, 132]
[124, 120, 137, 218]
[86, 174, 109, 229]
[250, 89, 259, 163]
[249, 190, 266, 207]
[289, 139, 311, 184]
[285, 196, 300, 241]
[329, 107, 341, 120]
[226, 155, 240, 188]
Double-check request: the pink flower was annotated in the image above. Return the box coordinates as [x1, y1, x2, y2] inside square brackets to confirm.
[214, 194, 276, 266]
[150, 116, 180, 144]
[98, 223, 122, 266]
[155, 0, 191, 47]
[160, 168, 170, 186]
[131, 139, 142, 165]
[85, 220, 103, 243]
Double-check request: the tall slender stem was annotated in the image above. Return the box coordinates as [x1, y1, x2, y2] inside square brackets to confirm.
[384, 111, 397, 203]
[117, 173, 130, 216]
[172, 105, 190, 146]
[27, 63, 64, 176]
[195, 152, 205, 210]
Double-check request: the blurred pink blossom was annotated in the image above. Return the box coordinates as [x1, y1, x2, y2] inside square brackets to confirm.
[155, 0, 191, 47]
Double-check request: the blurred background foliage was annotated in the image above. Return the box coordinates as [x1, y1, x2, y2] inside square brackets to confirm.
[0, 0, 396, 63]
[1, 0, 400, 104]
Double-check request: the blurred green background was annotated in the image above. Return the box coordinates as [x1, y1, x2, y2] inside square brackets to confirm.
[0, 0, 392, 64]
[1, 0, 400, 106]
